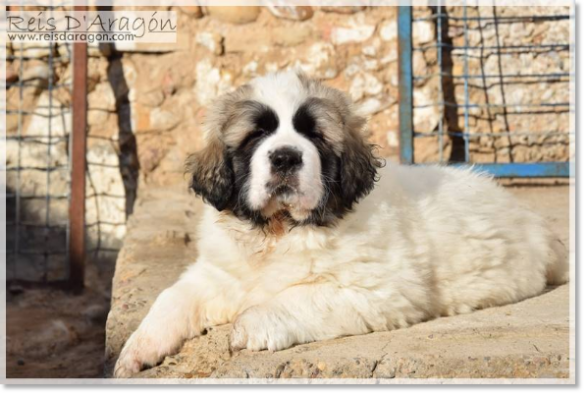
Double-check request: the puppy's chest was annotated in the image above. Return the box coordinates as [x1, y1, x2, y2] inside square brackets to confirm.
[233, 224, 334, 273]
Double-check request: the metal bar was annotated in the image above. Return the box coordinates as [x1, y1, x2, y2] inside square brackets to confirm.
[413, 72, 571, 80]
[413, 14, 570, 22]
[7, 222, 68, 229]
[413, 102, 571, 109]
[6, 55, 71, 62]
[414, 131, 574, 137]
[6, 82, 72, 90]
[43, 5, 56, 282]
[416, 43, 569, 51]
[5, 194, 68, 199]
[460, 162, 571, 178]
[69, 8, 88, 291]
[5, 134, 69, 140]
[437, 2, 444, 163]
[415, 49, 569, 60]
[463, 5, 470, 163]
[6, 108, 72, 116]
[398, 5, 414, 164]
[5, 166, 69, 171]
[13, 39, 24, 280]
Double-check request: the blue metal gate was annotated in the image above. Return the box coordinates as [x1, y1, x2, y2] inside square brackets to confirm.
[397, 6, 572, 177]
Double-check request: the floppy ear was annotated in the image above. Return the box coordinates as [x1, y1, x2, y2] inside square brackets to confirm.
[186, 85, 254, 211]
[185, 135, 234, 211]
[339, 114, 384, 209]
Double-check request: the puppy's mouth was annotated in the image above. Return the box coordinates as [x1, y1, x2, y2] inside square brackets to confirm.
[261, 177, 312, 220]
[266, 173, 299, 197]
[267, 180, 299, 208]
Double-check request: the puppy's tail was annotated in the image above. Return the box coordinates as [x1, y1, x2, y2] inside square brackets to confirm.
[546, 237, 569, 285]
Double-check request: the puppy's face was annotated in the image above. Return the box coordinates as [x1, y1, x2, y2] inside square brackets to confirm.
[187, 71, 382, 227]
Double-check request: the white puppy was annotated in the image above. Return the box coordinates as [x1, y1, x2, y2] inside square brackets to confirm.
[114, 71, 568, 378]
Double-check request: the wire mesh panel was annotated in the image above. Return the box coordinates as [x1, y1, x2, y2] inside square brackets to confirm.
[398, 5, 572, 177]
[5, 5, 78, 284]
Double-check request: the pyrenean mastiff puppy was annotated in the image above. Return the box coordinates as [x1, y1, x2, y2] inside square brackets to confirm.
[114, 71, 568, 377]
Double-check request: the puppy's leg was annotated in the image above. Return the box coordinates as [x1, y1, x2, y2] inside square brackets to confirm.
[114, 263, 241, 378]
[231, 282, 395, 352]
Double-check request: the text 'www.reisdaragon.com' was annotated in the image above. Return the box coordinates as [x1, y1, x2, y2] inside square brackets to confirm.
[7, 31, 137, 43]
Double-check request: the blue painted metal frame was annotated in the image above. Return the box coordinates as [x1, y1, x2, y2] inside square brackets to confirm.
[398, 5, 413, 165]
[397, 6, 571, 178]
[457, 163, 570, 178]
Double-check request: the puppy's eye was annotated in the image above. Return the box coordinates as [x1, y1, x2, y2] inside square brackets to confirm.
[301, 127, 323, 141]
[293, 104, 323, 141]
[240, 129, 269, 149]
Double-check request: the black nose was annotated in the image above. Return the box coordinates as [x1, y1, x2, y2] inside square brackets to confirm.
[269, 147, 303, 173]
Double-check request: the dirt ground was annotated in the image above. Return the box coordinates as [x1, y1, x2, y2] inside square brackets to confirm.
[6, 263, 113, 378]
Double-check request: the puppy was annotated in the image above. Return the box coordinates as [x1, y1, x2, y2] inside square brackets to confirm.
[114, 71, 568, 378]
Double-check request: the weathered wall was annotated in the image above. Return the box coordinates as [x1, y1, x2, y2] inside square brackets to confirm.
[105, 5, 570, 185]
[106, 5, 402, 187]
[5, 41, 127, 281]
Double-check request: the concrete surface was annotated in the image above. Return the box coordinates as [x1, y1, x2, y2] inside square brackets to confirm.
[104, 184, 572, 380]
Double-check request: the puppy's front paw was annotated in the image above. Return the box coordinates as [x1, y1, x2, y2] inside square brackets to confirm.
[113, 332, 159, 378]
[230, 305, 297, 352]
[114, 352, 141, 379]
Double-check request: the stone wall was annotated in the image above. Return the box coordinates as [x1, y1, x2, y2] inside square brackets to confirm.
[5, 41, 127, 281]
[105, 5, 402, 187]
[105, 5, 571, 184]
[4, 5, 572, 280]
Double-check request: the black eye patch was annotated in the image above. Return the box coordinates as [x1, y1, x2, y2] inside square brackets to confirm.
[237, 103, 279, 150]
[293, 102, 322, 141]
[239, 129, 269, 150]
[254, 105, 279, 133]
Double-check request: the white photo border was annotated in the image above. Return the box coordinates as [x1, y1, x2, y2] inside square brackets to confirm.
[0, 0, 577, 385]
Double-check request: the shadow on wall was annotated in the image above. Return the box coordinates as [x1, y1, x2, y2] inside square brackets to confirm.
[106, 54, 140, 218]
[98, 6, 140, 219]
[433, 5, 466, 163]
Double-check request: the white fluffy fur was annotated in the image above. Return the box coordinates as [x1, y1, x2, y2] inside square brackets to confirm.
[114, 163, 568, 378]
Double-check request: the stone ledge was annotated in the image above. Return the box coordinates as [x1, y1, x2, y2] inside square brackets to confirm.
[105, 185, 571, 380]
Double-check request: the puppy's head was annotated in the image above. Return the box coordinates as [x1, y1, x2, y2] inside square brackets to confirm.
[186, 71, 383, 227]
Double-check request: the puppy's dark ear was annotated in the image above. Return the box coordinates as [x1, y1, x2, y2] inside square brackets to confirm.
[186, 85, 254, 211]
[340, 114, 384, 209]
[185, 135, 233, 211]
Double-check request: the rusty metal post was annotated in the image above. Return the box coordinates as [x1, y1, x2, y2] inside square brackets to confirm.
[69, 6, 88, 291]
